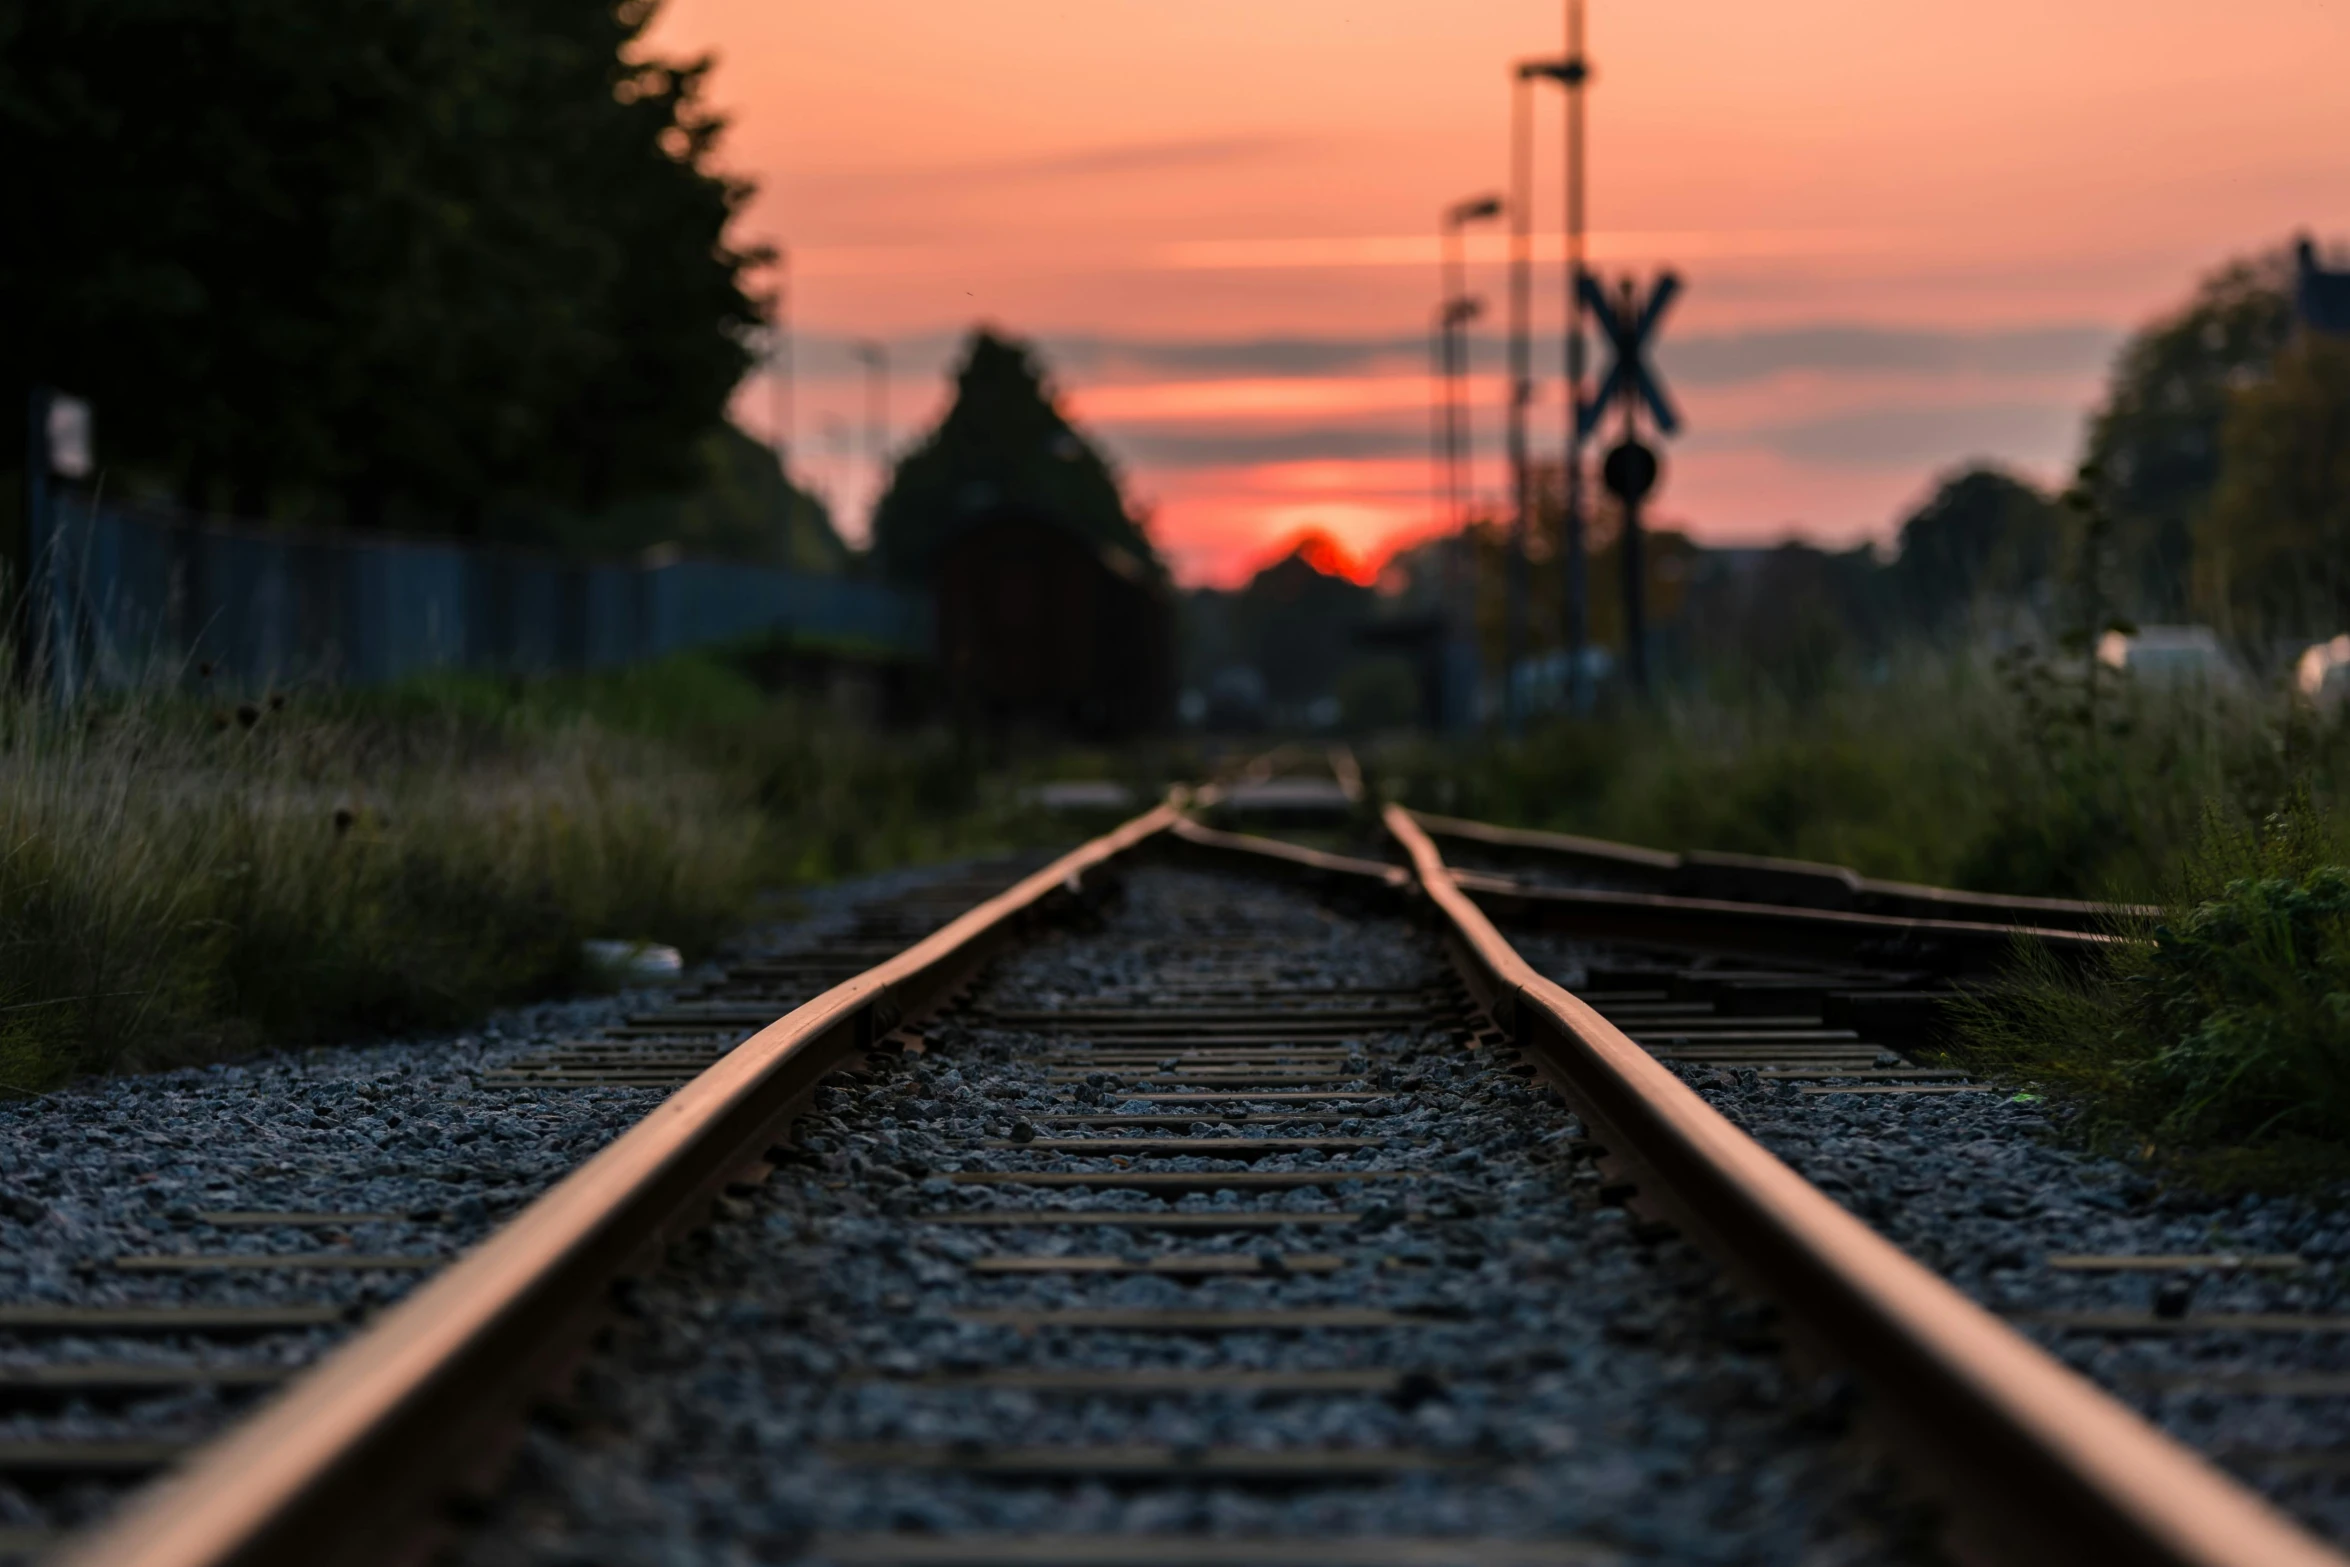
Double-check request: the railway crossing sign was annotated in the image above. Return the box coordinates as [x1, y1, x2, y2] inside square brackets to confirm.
[1574, 267, 1683, 699]
[1577, 269, 1681, 441]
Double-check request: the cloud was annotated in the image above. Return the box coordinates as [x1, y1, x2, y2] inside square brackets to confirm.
[786, 322, 2120, 386]
[1063, 335, 1428, 379]
[1106, 425, 1423, 467]
[1693, 400, 2087, 469]
[768, 325, 2115, 497]
[1656, 325, 2122, 386]
[794, 136, 1295, 196]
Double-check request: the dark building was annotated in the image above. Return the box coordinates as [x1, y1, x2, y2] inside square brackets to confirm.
[934, 513, 1174, 738]
[2298, 237, 2350, 335]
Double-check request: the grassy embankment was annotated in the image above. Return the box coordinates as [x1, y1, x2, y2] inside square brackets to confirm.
[1373, 654, 2350, 1187]
[0, 647, 1087, 1093]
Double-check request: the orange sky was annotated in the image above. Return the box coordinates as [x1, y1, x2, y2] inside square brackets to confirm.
[651, 0, 2350, 584]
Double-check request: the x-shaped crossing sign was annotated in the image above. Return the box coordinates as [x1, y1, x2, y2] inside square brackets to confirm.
[1576, 269, 1682, 442]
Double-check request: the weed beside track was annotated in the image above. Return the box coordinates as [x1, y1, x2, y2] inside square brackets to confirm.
[0, 649, 1061, 1093]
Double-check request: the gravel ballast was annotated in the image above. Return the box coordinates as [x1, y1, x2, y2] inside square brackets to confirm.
[0, 858, 1036, 1553]
[449, 866, 1934, 1566]
[1506, 927, 2350, 1547]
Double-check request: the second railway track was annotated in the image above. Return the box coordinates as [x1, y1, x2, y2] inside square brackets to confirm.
[27, 789, 2350, 1566]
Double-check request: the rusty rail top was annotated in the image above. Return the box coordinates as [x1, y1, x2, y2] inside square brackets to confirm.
[1385, 802, 2338, 1567]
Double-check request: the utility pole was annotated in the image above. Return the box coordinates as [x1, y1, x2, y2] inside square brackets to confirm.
[22, 388, 90, 703]
[1510, 53, 1578, 732]
[1504, 67, 1538, 735]
[771, 248, 795, 545]
[852, 339, 889, 523]
[1428, 305, 1446, 557]
[1559, 0, 1593, 711]
[20, 388, 50, 688]
[1437, 194, 1502, 732]
[1582, 268, 1682, 695]
[1439, 195, 1502, 538]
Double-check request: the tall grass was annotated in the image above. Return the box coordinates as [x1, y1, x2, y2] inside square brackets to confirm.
[1373, 652, 2347, 901]
[1954, 800, 2350, 1185]
[0, 649, 1051, 1092]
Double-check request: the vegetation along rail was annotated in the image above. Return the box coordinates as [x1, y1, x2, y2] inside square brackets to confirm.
[13, 788, 2346, 1566]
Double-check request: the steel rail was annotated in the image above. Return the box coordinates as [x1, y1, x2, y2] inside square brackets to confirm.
[1165, 815, 1408, 891]
[1410, 807, 2144, 930]
[1448, 866, 2113, 976]
[1384, 802, 2341, 1567]
[59, 801, 1185, 1567]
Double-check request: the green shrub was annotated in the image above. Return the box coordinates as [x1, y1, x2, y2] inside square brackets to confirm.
[2137, 862, 2350, 1141]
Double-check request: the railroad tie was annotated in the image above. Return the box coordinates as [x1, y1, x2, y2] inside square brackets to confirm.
[946, 1170, 1404, 1194]
[948, 1307, 1417, 1331]
[819, 1445, 1483, 1480]
[849, 1368, 1405, 1394]
[0, 1441, 195, 1478]
[806, 1534, 1614, 1565]
[2045, 1254, 2305, 1273]
[112, 1254, 440, 1272]
[919, 1211, 1372, 1230]
[0, 1363, 293, 1404]
[0, 1305, 349, 1335]
[981, 1137, 1391, 1156]
[2011, 1310, 2350, 1335]
[965, 1253, 1351, 1276]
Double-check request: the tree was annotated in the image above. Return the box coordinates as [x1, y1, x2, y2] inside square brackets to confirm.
[1232, 538, 1373, 709]
[2196, 335, 2350, 651]
[869, 330, 1158, 583]
[2080, 249, 2296, 618]
[1882, 465, 2061, 637]
[1676, 543, 1884, 698]
[497, 424, 845, 569]
[0, 0, 763, 532]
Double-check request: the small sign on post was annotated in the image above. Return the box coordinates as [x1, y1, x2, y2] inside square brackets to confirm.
[45, 395, 93, 479]
[1577, 270, 1681, 693]
[23, 389, 91, 705]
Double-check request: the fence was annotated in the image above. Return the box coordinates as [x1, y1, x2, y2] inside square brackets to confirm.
[36, 498, 930, 693]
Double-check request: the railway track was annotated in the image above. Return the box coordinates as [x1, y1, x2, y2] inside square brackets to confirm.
[0, 859, 1052, 1564]
[11, 781, 2347, 1565]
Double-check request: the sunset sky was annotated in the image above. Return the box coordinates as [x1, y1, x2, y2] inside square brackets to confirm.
[649, 0, 2350, 585]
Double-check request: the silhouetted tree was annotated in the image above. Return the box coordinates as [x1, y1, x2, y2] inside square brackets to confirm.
[2197, 335, 2350, 651]
[1883, 465, 2061, 636]
[2081, 249, 2296, 618]
[1, 0, 763, 531]
[870, 330, 1158, 583]
[1677, 544, 1885, 698]
[1232, 538, 1372, 710]
[498, 424, 845, 569]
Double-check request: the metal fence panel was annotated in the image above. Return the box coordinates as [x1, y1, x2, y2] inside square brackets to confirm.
[44, 500, 928, 692]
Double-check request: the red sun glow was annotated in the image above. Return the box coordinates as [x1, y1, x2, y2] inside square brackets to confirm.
[1258, 530, 1377, 586]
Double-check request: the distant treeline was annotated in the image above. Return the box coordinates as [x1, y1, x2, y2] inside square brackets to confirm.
[1685, 243, 2350, 682]
[2, 0, 836, 567]
[1187, 240, 2350, 723]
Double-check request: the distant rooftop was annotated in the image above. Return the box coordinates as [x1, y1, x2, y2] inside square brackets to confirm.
[2297, 237, 2350, 335]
